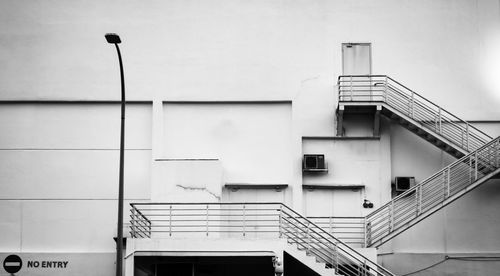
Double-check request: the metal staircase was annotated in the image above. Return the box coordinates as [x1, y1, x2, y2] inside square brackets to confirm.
[365, 136, 500, 247]
[337, 75, 500, 248]
[130, 202, 395, 276]
[337, 75, 492, 157]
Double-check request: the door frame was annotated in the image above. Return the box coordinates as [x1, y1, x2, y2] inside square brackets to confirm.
[341, 42, 372, 75]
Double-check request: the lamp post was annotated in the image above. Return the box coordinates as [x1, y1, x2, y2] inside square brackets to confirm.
[105, 33, 125, 276]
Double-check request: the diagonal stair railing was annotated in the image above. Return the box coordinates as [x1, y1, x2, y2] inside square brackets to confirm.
[337, 75, 492, 153]
[130, 202, 395, 276]
[365, 136, 500, 248]
[337, 75, 499, 248]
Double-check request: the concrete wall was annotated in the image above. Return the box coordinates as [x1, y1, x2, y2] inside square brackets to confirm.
[302, 134, 392, 217]
[0, 103, 152, 254]
[1, 0, 499, 119]
[162, 102, 292, 184]
[1, 0, 500, 275]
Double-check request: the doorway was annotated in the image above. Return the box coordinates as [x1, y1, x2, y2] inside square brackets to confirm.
[342, 43, 372, 75]
[303, 188, 363, 217]
[134, 256, 274, 276]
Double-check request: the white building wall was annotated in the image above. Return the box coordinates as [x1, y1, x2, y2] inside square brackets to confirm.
[0, 0, 500, 275]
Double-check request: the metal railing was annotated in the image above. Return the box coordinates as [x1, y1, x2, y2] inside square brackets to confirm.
[308, 217, 365, 247]
[130, 202, 395, 276]
[365, 136, 500, 247]
[338, 75, 492, 152]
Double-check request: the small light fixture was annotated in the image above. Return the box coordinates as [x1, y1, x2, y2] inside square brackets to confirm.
[363, 199, 374, 209]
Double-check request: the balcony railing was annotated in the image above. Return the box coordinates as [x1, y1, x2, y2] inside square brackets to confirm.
[130, 202, 395, 276]
[308, 217, 365, 248]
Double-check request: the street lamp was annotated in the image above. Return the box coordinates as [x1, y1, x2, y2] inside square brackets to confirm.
[105, 33, 125, 276]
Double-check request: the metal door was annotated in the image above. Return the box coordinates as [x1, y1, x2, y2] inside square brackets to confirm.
[342, 43, 372, 75]
[342, 43, 373, 101]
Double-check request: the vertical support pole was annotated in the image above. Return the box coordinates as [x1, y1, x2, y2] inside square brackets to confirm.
[446, 167, 451, 197]
[169, 205, 172, 236]
[410, 91, 414, 117]
[206, 205, 209, 236]
[415, 185, 419, 216]
[384, 76, 388, 102]
[337, 107, 344, 137]
[366, 221, 372, 247]
[243, 204, 246, 237]
[329, 216, 333, 236]
[374, 105, 381, 137]
[466, 123, 470, 151]
[389, 201, 394, 232]
[363, 217, 367, 248]
[350, 76, 353, 101]
[131, 206, 136, 238]
[438, 108, 442, 133]
[475, 151, 478, 181]
[418, 185, 422, 215]
[334, 242, 339, 273]
[442, 170, 447, 199]
[469, 157, 473, 184]
[278, 205, 283, 238]
[306, 222, 311, 254]
[497, 140, 500, 168]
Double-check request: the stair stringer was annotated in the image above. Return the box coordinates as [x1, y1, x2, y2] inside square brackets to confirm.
[339, 101, 470, 157]
[283, 241, 340, 276]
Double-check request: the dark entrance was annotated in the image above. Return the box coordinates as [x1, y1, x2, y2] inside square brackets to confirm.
[135, 256, 274, 276]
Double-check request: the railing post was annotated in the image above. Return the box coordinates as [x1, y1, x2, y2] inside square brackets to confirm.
[350, 76, 353, 101]
[206, 204, 209, 236]
[329, 216, 333, 236]
[306, 221, 311, 254]
[410, 91, 414, 117]
[334, 242, 339, 273]
[438, 108, 442, 133]
[466, 123, 470, 151]
[469, 157, 473, 184]
[446, 167, 451, 198]
[497, 139, 500, 168]
[148, 218, 152, 238]
[169, 205, 172, 236]
[131, 206, 136, 238]
[417, 185, 422, 215]
[243, 204, 246, 237]
[442, 170, 447, 199]
[384, 76, 388, 102]
[389, 200, 394, 232]
[363, 217, 367, 248]
[278, 205, 282, 238]
[475, 151, 478, 181]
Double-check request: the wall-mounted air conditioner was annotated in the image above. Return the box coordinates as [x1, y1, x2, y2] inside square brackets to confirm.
[303, 154, 328, 173]
[394, 176, 415, 193]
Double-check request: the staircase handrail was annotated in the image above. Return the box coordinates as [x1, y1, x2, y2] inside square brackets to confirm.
[337, 75, 492, 151]
[365, 136, 500, 246]
[386, 76, 492, 143]
[280, 204, 395, 276]
[130, 202, 395, 276]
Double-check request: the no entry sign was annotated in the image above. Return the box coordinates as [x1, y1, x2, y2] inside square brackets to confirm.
[3, 254, 22, 274]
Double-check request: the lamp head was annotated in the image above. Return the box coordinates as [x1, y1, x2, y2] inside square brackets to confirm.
[105, 33, 121, 44]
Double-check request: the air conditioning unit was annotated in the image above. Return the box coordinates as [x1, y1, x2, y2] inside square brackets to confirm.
[303, 154, 328, 173]
[395, 177, 415, 192]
